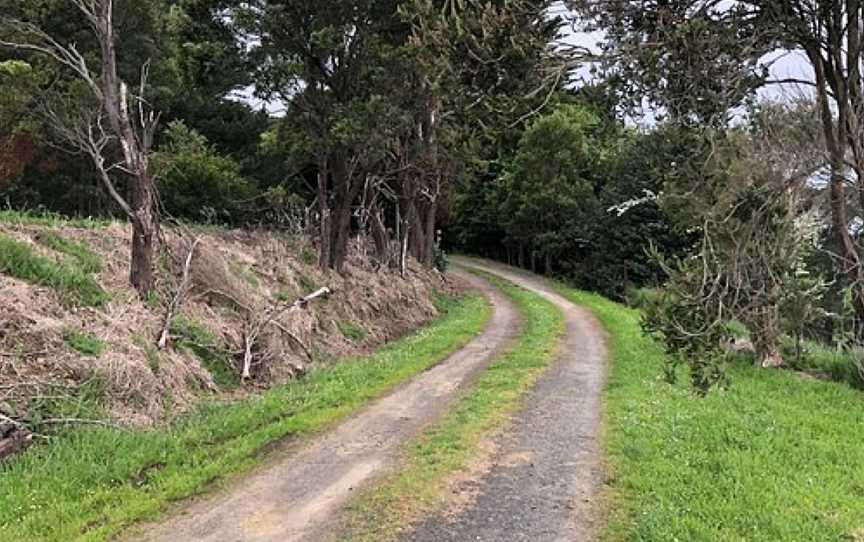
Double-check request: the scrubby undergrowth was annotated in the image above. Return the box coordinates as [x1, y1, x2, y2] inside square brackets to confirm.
[0, 215, 458, 429]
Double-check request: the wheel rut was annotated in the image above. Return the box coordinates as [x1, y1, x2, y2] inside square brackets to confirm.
[125, 269, 519, 542]
[402, 258, 608, 542]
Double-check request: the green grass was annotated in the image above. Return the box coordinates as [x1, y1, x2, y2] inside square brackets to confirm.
[0, 210, 111, 229]
[63, 329, 106, 358]
[342, 273, 564, 541]
[338, 321, 368, 344]
[552, 284, 864, 542]
[0, 234, 107, 307]
[170, 316, 238, 388]
[0, 292, 491, 542]
[36, 232, 103, 274]
[783, 337, 864, 390]
[231, 263, 260, 288]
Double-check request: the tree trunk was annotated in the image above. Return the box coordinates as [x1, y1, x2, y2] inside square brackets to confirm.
[317, 159, 331, 270]
[812, 49, 864, 330]
[130, 173, 155, 296]
[329, 199, 352, 273]
[370, 205, 389, 266]
[326, 155, 365, 273]
[424, 198, 437, 267]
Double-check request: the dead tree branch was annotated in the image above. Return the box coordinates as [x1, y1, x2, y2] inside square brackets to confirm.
[241, 287, 331, 380]
[157, 237, 201, 350]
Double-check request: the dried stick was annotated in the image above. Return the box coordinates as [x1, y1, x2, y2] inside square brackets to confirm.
[157, 237, 201, 350]
[241, 287, 331, 380]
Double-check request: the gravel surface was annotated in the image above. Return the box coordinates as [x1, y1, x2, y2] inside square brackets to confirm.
[403, 258, 608, 542]
[125, 269, 520, 542]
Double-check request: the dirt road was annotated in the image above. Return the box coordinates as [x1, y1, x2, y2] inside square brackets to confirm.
[128, 261, 608, 542]
[128, 269, 520, 542]
[403, 258, 608, 541]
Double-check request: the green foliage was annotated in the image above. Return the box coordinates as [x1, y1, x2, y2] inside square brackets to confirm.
[576, 0, 770, 123]
[20, 375, 106, 433]
[557, 285, 864, 542]
[35, 231, 102, 274]
[338, 322, 368, 344]
[432, 246, 448, 273]
[643, 105, 825, 390]
[783, 338, 864, 391]
[450, 100, 693, 300]
[623, 287, 660, 310]
[170, 315, 238, 388]
[0, 293, 490, 541]
[62, 329, 105, 358]
[299, 247, 317, 266]
[154, 121, 257, 224]
[134, 335, 161, 375]
[231, 263, 260, 288]
[641, 257, 731, 392]
[0, 60, 41, 137]
[499, 105, 605, 263]
[0, 234, 107, 307]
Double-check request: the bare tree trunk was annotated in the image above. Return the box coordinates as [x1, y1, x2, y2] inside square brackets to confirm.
[370, 204, 389, 266]
[317, 158, 331, 270]
[327, 155, 364, 273]
[423, 196, 437, 267]
[130, 175, 156, 294]
[812, 48, 864, 329]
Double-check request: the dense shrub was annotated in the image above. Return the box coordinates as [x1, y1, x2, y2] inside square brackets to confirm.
[154, 121, 258, 224]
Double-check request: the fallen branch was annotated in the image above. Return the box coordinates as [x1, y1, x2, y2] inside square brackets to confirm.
[0, 414, 33, 461]
[158, 237, 201, 350]
[241, 286, 331, 380]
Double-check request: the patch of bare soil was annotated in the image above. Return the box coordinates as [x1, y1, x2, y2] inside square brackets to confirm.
[0, 221, 462, 432]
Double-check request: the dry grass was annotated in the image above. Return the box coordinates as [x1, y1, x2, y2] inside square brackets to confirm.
[0, 221, 459, 429]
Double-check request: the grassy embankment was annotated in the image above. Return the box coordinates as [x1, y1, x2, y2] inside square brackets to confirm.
[0, 293, 491, 542]
[557, 286, 864, 542]
[342, 272, 565, 541]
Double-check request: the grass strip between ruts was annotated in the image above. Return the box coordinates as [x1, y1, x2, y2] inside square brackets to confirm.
[0, 293, 491, 542]
[340, 271, 565, 541]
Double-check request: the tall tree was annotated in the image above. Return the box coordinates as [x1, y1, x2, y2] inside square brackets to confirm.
[246, 0, 408, 272]
[400, 0, 567, 265]
[1, 0, 160, 296]
[573, 0, 864, 327]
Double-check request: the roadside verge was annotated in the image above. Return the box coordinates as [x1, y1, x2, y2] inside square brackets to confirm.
[0, 283, 491, 542]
